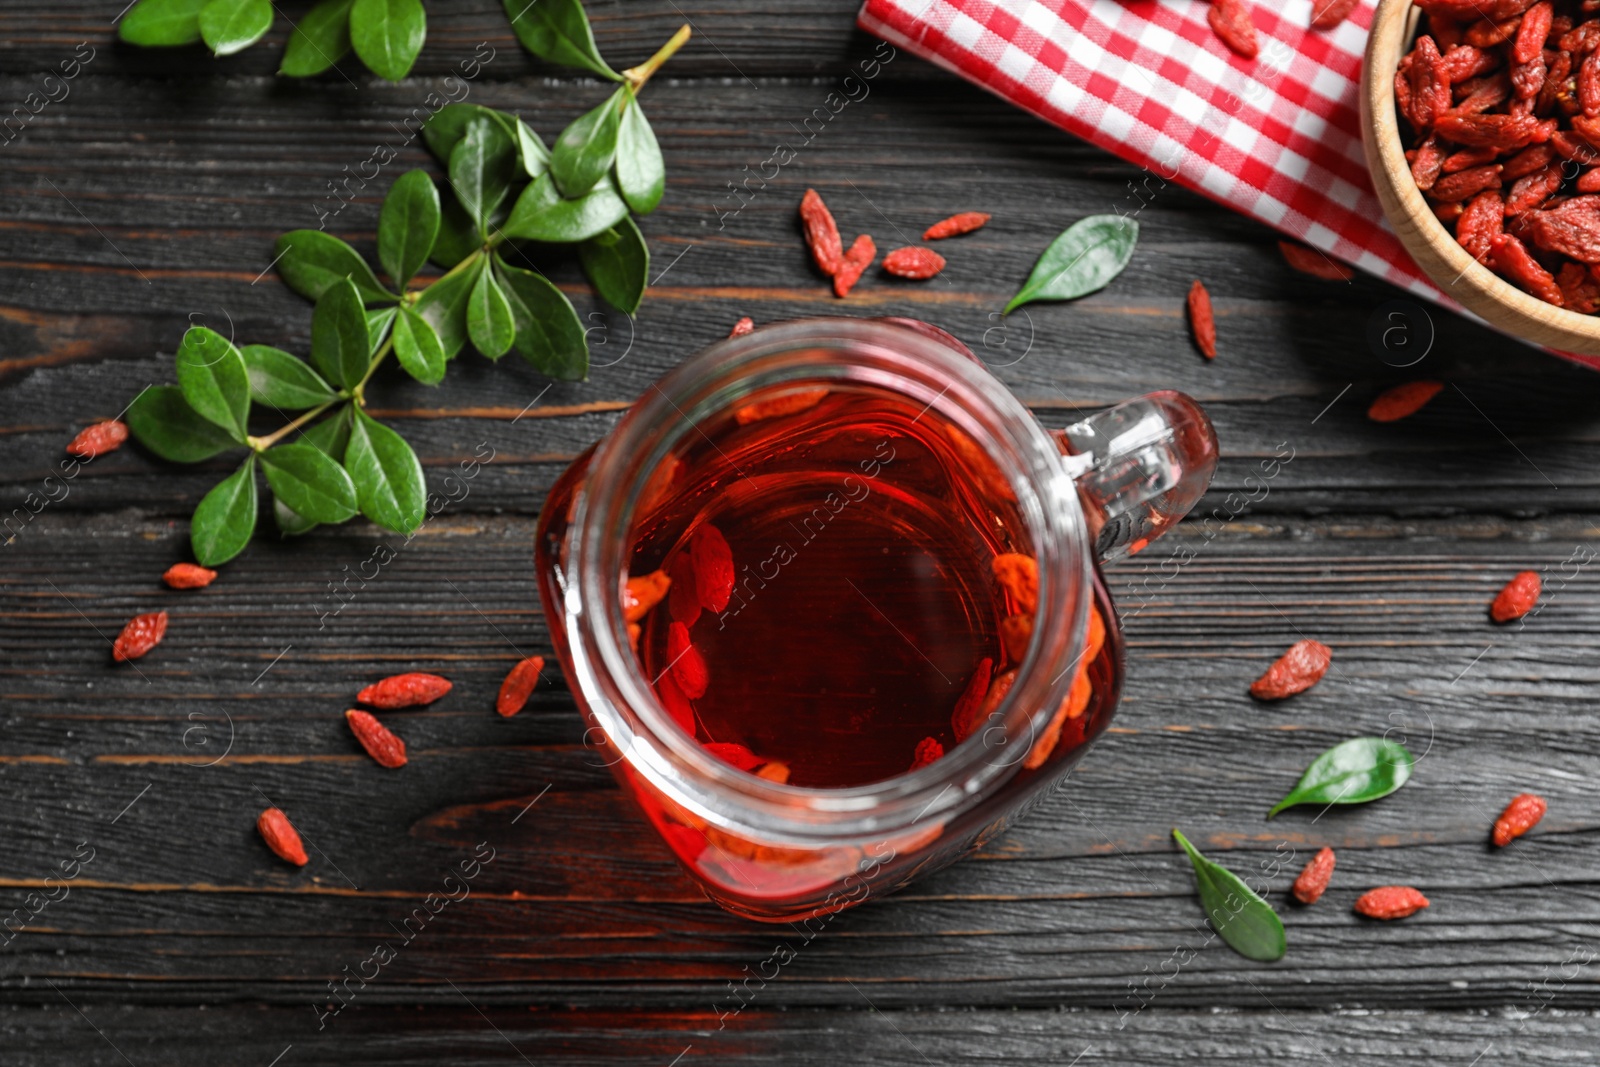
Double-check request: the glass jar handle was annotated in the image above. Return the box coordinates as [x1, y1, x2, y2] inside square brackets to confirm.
[1055, 391, 1219, 563]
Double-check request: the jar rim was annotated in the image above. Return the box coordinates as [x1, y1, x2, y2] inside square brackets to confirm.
[564, 317, 1091, 842]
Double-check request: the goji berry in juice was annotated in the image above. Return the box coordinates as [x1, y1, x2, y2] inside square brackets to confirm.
[627, 382, 1117, 788]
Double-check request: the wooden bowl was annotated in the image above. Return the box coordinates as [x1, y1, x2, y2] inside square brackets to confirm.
[1361, 0, 1600, 354]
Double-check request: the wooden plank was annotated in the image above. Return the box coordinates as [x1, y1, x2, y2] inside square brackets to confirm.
[2, 511, 1595, 1008]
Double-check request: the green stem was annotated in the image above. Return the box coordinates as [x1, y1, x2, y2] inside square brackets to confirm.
[353, 335, 396, 399]
[249, 399, 339, 452]
[624, 24, 690, 94]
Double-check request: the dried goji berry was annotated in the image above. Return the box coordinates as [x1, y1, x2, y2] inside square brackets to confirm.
[1291, 847, 1336, 904]
[1418, 0, 1538, 21]
[1442, 44, 1499, 82]
[1457, 189, 1505, 261]
[950, 657, 995, 742]
[690, 524, 735, 612]
[1443, 144, 1499, 174]
[1208, 0, 1259, 58]
[1368, 379, 1445, 421]
[833, 233, 876, 297]
[728, 317, 755, 338]
[1310, 0, 1358, 29]
[1432, 13, 1466, 50]
[1188, 279, 1217, 359]
[1354, 885, 1430, 920]
[733, 386, 830, 426]
[1511, 51, 1546, 98]
[910, 736, 944, 770]
[1409, 36, 1454, 124]
[991, 553, 1039, 613]
[1430, 163, 1504, 201]
[1436, 111, 1544, 148]
[667, 621, 709, 698]
[1435, 200, 1466, 223]
[162, 562, 217, 590]
[345, 709, 407, 768]
[1561, 21, 1600, 52]
[668, 553, 701, 627]
[112, 610, 167, 662]
[1278, 240, 1355, 279]
[882, 246, 946, 279]
[704, 741, 764, 771]
[799, 188, 843, 276]
[1552, 129, 1600, 162]
[1491, 232, 1565, 302]
[1490, 568, 1541, 621]
[256, 807, 308, 867]
[1513, 1, 1554, 63]
[1580, 168, 1600, 192]
[1455, 72, 1513, 113]
[67, 419, 128, 460]
[1557, 259, 1600, 308]
[1248, 638, 1332, 700]
[1501, 143, 1556, 179]
[1505, 163, 1563, 213]
[923, 212, 991, 239]
[496, 655, 545, 717]
[1467, 16, 1522, 48]
[1492, 792, 1548, 845]
[357, 672, 452, 709]
[1536, 50, 1572, 114]
[622, 569, 672, 624]
[1526, 194, 1600, 260]
[756, 760, 790, 783]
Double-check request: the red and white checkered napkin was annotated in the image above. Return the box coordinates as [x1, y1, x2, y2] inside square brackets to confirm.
[857, 0, 1600, 369]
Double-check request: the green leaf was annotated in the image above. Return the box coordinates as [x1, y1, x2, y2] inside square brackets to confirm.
[422, 103, 516, 165]
[366, 305, 398, 354]
[430, 196, 482, 270]
[126, 385, 240, 463]
[191, 454, 258, 566]
[416, 253, 483, 359]
[392, 304, 446, 384]
[275, 230, 395, 304]
[550, 88, 624, 199]
[349, 0, 425, 80]
[450, 116, 518, 238]
[495, 257, 588, 381]
[578, 216, 648, 314]
[1172, 829, 1286, 963]
[299, 405, 352, 457]
[501, 0, 620, 80]
[467, 265, 517, 359]
[241, 345, 337, 410]
[260, 442, 359, 524]
[345, 408, 425, 533]
[615, 91, 665, 215]
[514, 116, 551, 180]
[118, 0, 208, 46]
[1268, 738, 1415, 818]
[273, 497, 318, 537]
[503, 172, 629, 244]
[279, 0, 354, 75]
[175, 326, 250, 442]
[311, 278, 375, 389]
[198, 0, 273, 56]
[377, 169, 440, 287]
[1004, 215, 1139, 315]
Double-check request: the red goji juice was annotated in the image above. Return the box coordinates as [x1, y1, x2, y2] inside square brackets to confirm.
[624, 382, 1101, 788]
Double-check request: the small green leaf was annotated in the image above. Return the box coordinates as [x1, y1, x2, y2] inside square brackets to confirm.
[260, 442, 359, 524]
[273, 497, 318, 536]
[311, 278, 375, 389]
[349, 0, 425, 81]
[279, 0, 354, 75]
[241, 345, 337, 410]
[495, 257, 588, 381]
[392, 304, 446, 384]
[430, 196, 482, 270]
[1172, 829, 1286, 963]
[450, 116, 518, 238]
[422, 103, 517, 165]
[468, 265, 517, 359]
[515, 116, 551, 180]
[191, 454, 258, 566]
[377, 169, 440, 287]
[198, 0, 273, 56]
[126, 385, 239, 463]
[416, 253, 483, 359]
[1268, 738, 1415, 818]
[578, 216, 648, 314]
[1005, 215, 1139, 315]
[118, 0, 208, 46]
[299, 405, 352, 458]
[550, 88, 624, 199]
[501, 0, 620, 80]
[175, 326, 250, 442]
[275, 230, 395, 304]
[366, 305, 398, 355]
[615, 90, 665, 215]
[345, 408, 425, 533]
[504, 172, 629, 244]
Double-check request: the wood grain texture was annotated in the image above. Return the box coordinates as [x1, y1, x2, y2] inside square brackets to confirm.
[1, 0, 1597, 1061]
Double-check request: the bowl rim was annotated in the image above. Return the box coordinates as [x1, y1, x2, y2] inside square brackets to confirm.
[1362, 0, 1600, 355]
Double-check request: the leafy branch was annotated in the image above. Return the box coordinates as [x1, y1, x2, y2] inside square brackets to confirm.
[123, 9, 685, 566]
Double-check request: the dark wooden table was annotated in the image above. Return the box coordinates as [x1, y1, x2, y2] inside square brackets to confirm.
[3, 3, 1598, 1063]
